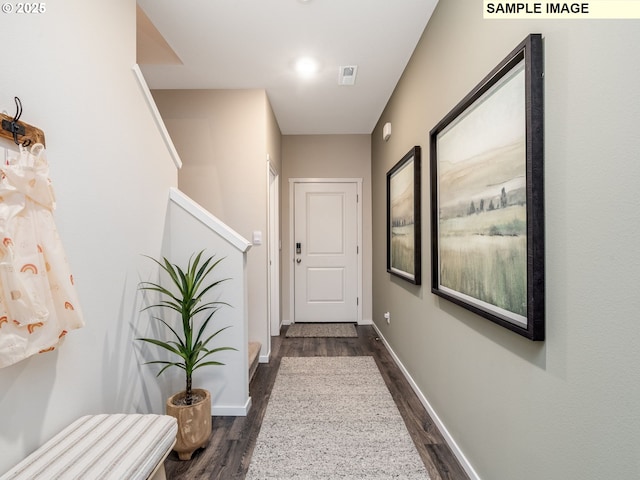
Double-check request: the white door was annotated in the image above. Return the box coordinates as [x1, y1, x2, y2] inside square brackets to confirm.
[294, 182, 358, 323]
[268, 164, 280, 336]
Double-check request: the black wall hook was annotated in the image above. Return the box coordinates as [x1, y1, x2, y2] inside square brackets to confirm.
[0, 96, 45, 147]
[1, 97, 32, 147]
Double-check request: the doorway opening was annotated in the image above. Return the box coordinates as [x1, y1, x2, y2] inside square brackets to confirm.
[289, 178, 363, 324]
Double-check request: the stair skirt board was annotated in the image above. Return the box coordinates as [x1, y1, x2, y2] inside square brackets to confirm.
[249, 341, 261, 382]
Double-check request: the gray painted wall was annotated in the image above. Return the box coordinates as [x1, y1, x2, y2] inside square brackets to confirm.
[0, 0, 177, 472]
[151, 89, 280, 359]
[371, 2, 640, 479]
[281, 135, 372, 325]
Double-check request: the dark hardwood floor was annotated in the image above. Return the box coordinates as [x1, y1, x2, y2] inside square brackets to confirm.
[164, 325, 469, 480]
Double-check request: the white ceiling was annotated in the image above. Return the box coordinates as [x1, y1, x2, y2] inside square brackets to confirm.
[137, 0, 438, 135]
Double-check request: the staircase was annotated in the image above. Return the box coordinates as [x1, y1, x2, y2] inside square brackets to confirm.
[248, 341, 261, 383]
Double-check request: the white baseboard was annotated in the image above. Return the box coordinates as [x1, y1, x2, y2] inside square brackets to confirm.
[372, 324, 481, 480]
[259, 353, 270, 363]
[212, 397, 251, 417]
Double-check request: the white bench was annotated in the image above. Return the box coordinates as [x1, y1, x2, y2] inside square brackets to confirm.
[0, 414, 177, 480]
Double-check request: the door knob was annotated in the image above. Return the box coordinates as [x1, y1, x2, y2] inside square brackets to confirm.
[296, 258, 302, 264]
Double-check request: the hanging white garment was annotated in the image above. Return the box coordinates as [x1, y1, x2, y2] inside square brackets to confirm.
[0, 143, 84, 368]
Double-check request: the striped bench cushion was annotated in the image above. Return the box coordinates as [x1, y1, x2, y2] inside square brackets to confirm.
[1, 414, 177, 480]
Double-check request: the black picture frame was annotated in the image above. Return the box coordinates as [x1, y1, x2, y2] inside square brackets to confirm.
[429, 34, 544, 340]
[387, 146, 421, 285]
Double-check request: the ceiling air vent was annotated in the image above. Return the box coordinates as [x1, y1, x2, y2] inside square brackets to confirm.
[338, 65, 358, 86]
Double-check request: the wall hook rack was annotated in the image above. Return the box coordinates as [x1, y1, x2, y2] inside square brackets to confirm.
[0, 97, 46, 147]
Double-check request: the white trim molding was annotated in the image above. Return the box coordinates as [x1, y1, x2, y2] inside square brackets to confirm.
[212, 397, 252, 417]
[132, 64, 182, 170]
[372, 323, 481, 480]
[288, 178, 363, 325]
[169, 188, 252, 253]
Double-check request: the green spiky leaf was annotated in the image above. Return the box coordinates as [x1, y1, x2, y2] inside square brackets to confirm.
[137, 251, 235, 405]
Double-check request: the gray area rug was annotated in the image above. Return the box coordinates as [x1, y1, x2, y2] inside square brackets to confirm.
[285, 323, 358, 338]
[245, 356, 430, 479]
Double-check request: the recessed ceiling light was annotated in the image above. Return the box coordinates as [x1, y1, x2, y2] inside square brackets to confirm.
[295, 57, 318, 78]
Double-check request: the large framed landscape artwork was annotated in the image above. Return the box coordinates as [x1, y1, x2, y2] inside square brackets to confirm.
[387, 146, 421, 285]
[429, 34, 544, 340]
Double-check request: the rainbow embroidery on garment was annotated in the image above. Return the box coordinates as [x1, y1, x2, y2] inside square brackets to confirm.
[20, 264, 38, 274]
[0, 148, 86, 369]
[27, 322, 44, 334]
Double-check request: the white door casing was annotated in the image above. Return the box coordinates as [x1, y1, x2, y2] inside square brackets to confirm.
[291, 180, 361, 323]
[267, 161, 280, 338]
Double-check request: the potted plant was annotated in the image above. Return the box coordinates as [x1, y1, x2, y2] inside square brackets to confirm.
[138, 250, 235, 460]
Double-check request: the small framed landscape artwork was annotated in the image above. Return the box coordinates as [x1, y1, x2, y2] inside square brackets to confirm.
[429, 34, 544, 340]
[387, 146, 421, 285]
